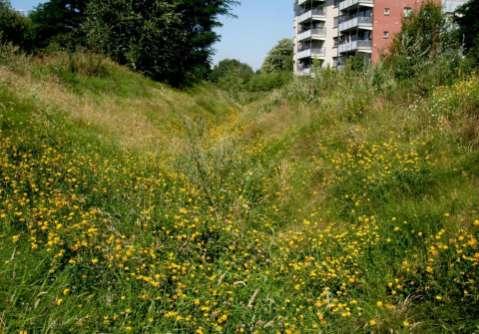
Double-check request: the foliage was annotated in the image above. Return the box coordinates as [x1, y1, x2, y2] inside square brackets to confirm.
[23, 0, 236, 85]
[29, 0, 89, 50]
[246, 71, 292, 92]
[344, 53, 371, 73]
[0, 0, 33, 50]
[84, 0, 236, 86]
[210, 58, 254, 89]
[455, 0, 479, 65]
[209, 58, 292, 102]
[384, 1, 464, 93]
[1, 47, 479, 332]
[261, 38, 294, 73]
[388, 2, 444, 65]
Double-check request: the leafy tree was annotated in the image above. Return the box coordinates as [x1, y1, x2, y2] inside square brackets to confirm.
[0, 0, 33, 50]
[176, 0, 237, 82]
[29, 0, 89, 49]
[210, 59, 254, 87]
[261, 38, 294, 73]
[84, 0, 237, 86]
[455, 0, 479, 65]
[386, 2, 460, 80]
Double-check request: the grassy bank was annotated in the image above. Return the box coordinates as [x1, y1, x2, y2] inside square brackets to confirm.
[1, 50, 479, 333]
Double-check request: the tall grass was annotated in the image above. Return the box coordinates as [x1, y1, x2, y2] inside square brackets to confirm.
[0, 48, 479, 332]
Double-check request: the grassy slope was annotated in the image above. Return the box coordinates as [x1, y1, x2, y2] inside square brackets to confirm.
[1, 53, 479, 333]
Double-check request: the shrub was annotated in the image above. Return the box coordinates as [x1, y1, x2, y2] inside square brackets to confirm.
[246, 71, 292, 92]
[344, 53, 371, 73]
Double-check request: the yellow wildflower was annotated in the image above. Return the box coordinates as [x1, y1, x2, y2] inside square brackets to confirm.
[218, 314, 228, 324]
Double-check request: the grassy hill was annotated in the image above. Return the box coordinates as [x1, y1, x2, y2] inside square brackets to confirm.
[1, 50, 479, 333]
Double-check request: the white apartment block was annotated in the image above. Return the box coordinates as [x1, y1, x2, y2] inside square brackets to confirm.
[294, 0, 340, 75]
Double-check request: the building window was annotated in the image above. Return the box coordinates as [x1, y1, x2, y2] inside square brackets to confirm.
[384, 8, 391, 16]
[404, 7, 413, 17]
[383, 31, 390, 39]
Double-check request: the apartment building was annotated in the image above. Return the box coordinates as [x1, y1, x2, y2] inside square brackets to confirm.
[293, 0, 339, 75]
[293, 0, 467, 75]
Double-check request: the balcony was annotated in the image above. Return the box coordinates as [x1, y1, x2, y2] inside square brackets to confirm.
[338, 40, 372, 54]
[296, 9, 326, 24]
[296, 47, 326, 59]
[339, 0, 374, 11]
[297, 0, 325, 6]
[297, 28, 326, 41]
[338, 16, 372, 32]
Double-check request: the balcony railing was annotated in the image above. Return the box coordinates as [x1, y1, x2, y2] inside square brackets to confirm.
[296, 47, 326, 59]
[296, 8, 326, 23]
[338, 40, 372, 53]
[297, 0, 326, 6]
[338, 16, 372, 32]
[297, 28, 326, 41]
[339, 0, 374, 11]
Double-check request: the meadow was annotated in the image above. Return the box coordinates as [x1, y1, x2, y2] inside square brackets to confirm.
[0, 49, 479, 333]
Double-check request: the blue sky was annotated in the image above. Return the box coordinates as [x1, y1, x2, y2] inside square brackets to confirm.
[11, 0, 293, 70]
[213, 0, 294, 69]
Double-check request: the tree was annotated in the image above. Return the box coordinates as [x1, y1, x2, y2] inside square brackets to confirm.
[176, 0, 238, 82]
[29, 0, 89, 49]
[386, 2, 458, 80]
[84, 0, 237, 86]
[455, 0, 479, 65]
[261, 38, 294, 73]
[0, 0, 33, 50]
[210, 59, 253, 84]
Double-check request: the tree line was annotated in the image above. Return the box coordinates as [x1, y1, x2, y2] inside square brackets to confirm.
[0, 0, 237, 86]
[0, 0, 478, 88]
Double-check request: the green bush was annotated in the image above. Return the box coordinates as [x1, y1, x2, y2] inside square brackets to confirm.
[246, 71, 292, 92]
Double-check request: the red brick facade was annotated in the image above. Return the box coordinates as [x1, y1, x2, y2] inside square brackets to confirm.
[372, 0, 432, 63]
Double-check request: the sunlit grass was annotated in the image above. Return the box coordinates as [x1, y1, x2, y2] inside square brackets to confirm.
[0, 51, 478, 332]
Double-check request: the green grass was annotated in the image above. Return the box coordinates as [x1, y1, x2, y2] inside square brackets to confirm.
[0, 51, 479, 333]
